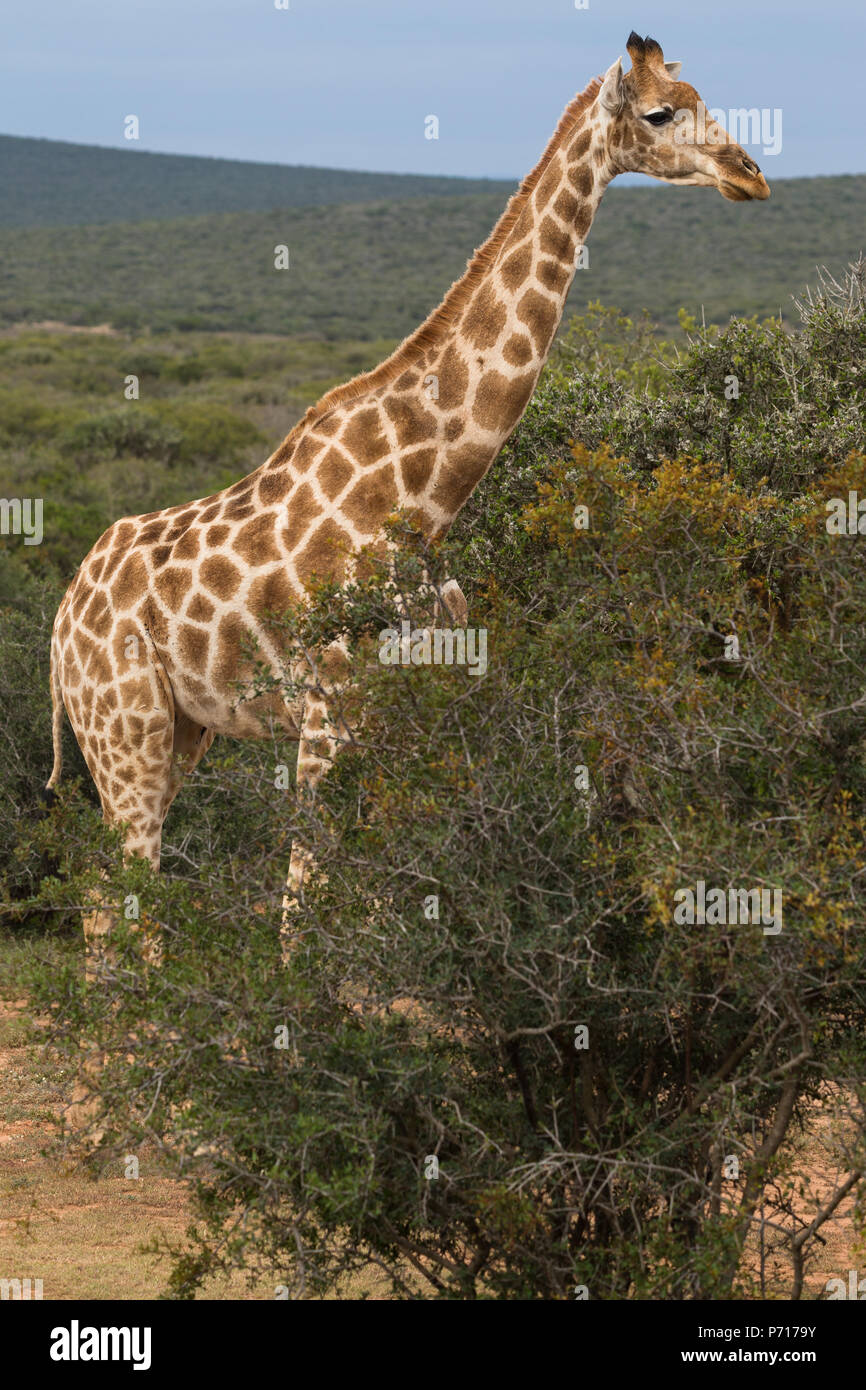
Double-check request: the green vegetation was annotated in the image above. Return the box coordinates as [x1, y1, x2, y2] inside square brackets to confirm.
[0, 133, 513, 227]
[0, 328, 393, 591]
[3, 264, 865, 1298]
[0, 146, 863, 335]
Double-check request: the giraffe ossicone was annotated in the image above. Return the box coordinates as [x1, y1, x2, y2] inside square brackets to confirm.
[47, 32, 769, 978]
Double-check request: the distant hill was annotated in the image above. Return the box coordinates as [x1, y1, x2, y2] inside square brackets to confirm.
[0, 171, 863, 337]
[0, 133, 514, 227]
[0, 135, 863, 336]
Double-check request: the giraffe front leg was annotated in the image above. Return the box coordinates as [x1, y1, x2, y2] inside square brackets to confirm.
[280, 697, 340, 965]
[281, 640, 352, 965]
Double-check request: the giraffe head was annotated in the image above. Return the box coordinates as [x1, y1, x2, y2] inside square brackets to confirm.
[599, 31, 770, 202]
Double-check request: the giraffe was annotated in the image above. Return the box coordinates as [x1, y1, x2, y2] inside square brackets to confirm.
[47, 32, 769, 977]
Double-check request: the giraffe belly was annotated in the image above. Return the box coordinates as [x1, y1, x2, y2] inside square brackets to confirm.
[154, 631, 305, 742]
[166, 676, 304, 742]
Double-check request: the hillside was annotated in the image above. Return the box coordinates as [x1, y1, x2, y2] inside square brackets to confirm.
[0, 133, 513, 227]
[0, 174, 863, 336]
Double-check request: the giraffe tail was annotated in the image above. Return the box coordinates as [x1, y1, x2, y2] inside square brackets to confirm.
[45, 634, 64, 793]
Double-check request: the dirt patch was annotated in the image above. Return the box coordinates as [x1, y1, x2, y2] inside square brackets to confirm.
[0, 995, 272, 1299]
[741, 1090, 864, 1300]
[0, 992, 395, 1300]
[6, 320, 118, 336]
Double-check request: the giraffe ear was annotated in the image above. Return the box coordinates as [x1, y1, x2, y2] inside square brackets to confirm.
[599, 57, 624, 113]
[664, 60, 682, 79]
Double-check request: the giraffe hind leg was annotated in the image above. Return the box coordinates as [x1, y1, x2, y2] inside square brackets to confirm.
[439, 578, 468, 627]
[64, 634, 182, 1129]
[72, 715, 213, 1136]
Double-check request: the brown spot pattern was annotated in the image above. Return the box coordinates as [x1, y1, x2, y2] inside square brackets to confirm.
[111, 554, 148, 611]
[154, 566, 192, 611]
[502, 333, 534, 367]
[342, 406, 390, 466]
[295, 518, 352, 586]
[517, 289, 559, 354]
[436, 344, 470, 410]
[283, 483, 322, 550]
[539, 214, 575, 262]
[500, 245, 533, 292]
[462, 283, 507, 350]
[233, 513, 282, 566]
[200, 555, 242, 601]
[432, 443, 492, 514]
[384, 395, 436, 447]
[401, 447, 437, 494]
[341, 465, 398, 533]
[472, 369, 536, 433]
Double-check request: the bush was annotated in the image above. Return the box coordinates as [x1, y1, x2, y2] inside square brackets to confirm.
[62, 408, 183, 464]
[557, 262, 866, 492]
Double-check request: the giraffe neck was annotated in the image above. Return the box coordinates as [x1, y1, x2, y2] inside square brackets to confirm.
[417, 90, 613, 532]
[258, 81, 614, 580]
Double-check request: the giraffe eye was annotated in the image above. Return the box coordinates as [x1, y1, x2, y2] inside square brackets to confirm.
[644, 109, 673, 126]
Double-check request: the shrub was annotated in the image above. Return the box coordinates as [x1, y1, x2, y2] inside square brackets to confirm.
[62, 408, 183, 464]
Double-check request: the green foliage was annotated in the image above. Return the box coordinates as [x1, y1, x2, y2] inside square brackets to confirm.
[0, 575, 93, 913]
[0, 173, 863, 336]
[0, 327, 393, 590]
[0, 133, 512, 228]
[591, 265, 866, 491]
[455, 261, 866, 604]
[61, 409, 184, 464]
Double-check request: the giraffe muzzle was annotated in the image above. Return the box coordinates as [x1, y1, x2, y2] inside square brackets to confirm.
[719, 152, 770, 201]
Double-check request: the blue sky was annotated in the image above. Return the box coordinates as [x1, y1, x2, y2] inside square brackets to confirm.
[1, 0, 860, 181]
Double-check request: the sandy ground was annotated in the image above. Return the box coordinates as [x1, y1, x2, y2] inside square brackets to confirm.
[3, 320, 117, 336]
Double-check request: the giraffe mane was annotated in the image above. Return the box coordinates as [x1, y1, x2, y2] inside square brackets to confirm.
[280, 74, 603, 444]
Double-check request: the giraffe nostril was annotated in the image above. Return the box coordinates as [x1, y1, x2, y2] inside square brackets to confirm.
[740, 154, 760, 177]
